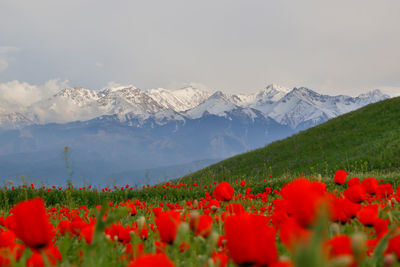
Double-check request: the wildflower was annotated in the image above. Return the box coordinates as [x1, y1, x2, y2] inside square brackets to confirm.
[325, 235, 353, 257]
[128, 253, 174, 267]
[211, 251, 228, 267]
[344, 185, 367, 203]
[279, 218, 311, 251]
[224, 213, 277, 266]
[386, 234, 400, 262]
[212, 182, 234, 201]
[357, 205, 379, 227]
[347, 177, 360, 187]
[361, 178, 379, 195]
[155, 210, 181, 244]
[334, 170, 348, 185]
[10, 198, 54, 249]
[377, 183, 393, 199]
[190, 214, 213, 237]
[280, 178, 328, 227]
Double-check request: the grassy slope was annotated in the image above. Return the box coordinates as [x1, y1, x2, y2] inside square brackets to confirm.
[180, 97, 400, 184]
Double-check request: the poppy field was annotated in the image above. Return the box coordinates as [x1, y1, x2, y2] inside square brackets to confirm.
[1, 171, 400, 267]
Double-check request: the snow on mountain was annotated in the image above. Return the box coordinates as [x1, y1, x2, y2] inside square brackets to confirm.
[184, 91, 240, 119]
[0, 112, 34, 129]
[55, 87, 101, 106]
[237, 84, 290, 106]
[24, 87, 102, 124]
[356, 89, 390, 105]
[147, 86, 211, 112]
[268, 87, 390, 128]
[0, 83, 392, 130]
[97, 86, 165, 118]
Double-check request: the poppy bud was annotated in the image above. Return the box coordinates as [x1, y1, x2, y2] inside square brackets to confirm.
[177, 222, 189, 241]
[136, 216, 146, 230]
[208, 231, 219, 250]
[351, 232, 366, 260]
[383, 254, 395, 267]
[330, 223, 340, 236]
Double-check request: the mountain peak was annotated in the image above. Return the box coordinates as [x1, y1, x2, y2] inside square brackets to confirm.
[290, 87, 322, 98]
[53, 87, 100, 106]
[358, 89, 389, 99]
[265, 83, 290, 93]
[209, 91, 226, 99]
[147, 86, 211, 112]
[252, 84, 290, 103]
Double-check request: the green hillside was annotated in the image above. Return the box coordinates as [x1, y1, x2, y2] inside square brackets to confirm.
[181, 97, 400, 184]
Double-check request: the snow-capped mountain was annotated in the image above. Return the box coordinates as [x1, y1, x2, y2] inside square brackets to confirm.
[237, 84, 291, 106]
[147, 86, 211, 112]
[0, 83, 392, 185]
[0, 112, 34, 129]
[267, 87, 389, 128]
[185, 91, 240, 119]
[0, 84, 391, 130]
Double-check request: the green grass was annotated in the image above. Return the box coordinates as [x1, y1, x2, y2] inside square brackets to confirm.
[180, 97, 400, 184]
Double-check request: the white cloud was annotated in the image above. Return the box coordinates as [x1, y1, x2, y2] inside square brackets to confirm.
[95, 62, 104, 68]
[0, 46, 20, 54]
[0, 46, 20, 72]
[0, 79, 69, 113]
[0, 58, 8, 72]
[379, 87, 400, 97]
[166, 81, 211, 92]
[102, 81, 136, 90]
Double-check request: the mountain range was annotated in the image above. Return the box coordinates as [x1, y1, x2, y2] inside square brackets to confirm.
[0, 84, 390, 185]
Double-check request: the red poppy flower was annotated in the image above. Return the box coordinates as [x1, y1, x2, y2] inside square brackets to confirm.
[279, 217, 311, 251]
[105, 224, 131, 244]
[373, 218, 389, 238]
[152, 207, 162, 217]
[377, 183, 393, 199]
[334, 170, 348, 185]
[361, 178, 379, 195]
[128, 253, 175, 267]
[179, 241, 190, 253]
[128, 203, 137, 216]
[139, 227, 149, 240]
[344, 185, 367, 203]
[26, 253, 43, 267]
[324, 235, 354, 264]
[26, 245, 61, 267]
[224, 203, 244, 215]
[270, 260, 294, 267]
[0, 230, 15, 248]
[11, 198, 54, 249]
[190, 214, 213, 237]
[342, 199, 361, 219]
[357, 205, 379, 227]
[331, 198, 349, 224]
[155, 210, 181, 244]
[57, 220, 71, 236]
[347, 177, 360, 187]
[80, 224, 95, 244]
[386, 233, 400, 259]
[224, 213, 277, 266]
[212, 182, 234, 202]
[211, 251, 228, 267]
[280, 178, 327, 227]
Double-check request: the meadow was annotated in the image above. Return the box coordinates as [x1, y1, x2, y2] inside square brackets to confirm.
[1, 170, 400, 267]
[1, 98, 399, 266]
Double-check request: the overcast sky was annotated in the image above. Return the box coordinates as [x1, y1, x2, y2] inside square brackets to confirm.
[0, 0, 399, 97]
